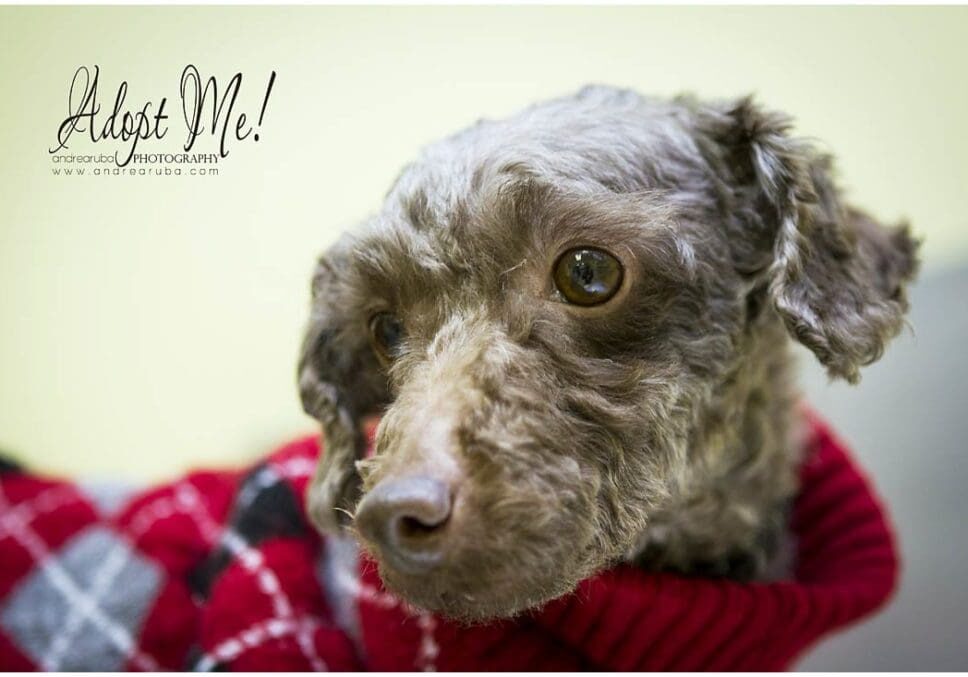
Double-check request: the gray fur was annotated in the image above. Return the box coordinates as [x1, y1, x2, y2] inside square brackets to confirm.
[298, 85, 920, 620]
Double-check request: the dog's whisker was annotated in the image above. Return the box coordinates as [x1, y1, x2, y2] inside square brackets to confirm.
[500, 258, 527, 277]
[334, 506, 356, 520]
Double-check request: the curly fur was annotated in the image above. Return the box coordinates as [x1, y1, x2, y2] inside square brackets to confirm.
[297, 86, 920, 620]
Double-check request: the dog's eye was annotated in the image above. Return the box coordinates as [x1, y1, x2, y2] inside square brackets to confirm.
[369, 312, 405, 360]
[553, 248, 623, 306]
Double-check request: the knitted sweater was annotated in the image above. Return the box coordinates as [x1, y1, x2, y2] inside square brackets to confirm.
[0, 412, 898, 671]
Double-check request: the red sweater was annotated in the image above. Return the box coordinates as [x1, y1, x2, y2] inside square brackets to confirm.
[0, 412, 898, 670]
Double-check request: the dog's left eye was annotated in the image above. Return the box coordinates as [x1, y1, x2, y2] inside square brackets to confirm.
[553, 247, 624, 306]
[369, 312, 405, 361]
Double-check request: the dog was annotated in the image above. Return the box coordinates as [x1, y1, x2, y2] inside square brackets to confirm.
[297, 85, 919, 621]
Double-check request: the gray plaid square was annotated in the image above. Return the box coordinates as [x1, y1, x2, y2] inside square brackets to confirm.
[80, 480, 135, 516]
[0, 526, 162, 670]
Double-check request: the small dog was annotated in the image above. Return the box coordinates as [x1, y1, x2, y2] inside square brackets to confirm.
[298, 86, 919, 621]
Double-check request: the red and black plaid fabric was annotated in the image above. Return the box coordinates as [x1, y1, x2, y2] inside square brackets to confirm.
[0, 412, 898, 671]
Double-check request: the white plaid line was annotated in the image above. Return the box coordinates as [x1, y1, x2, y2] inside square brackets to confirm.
[171, 484, 222, 544]
[352, 581, 438, 671]
[220, 529, 294, 620]
[43, 537, 131, 670]
[172, 484, 292, 618]
[333, 561, 401, 611]
[416, 612, 439, 672]
[332, 552, 439, 670]
[173, 481, 327, 671]
[126, 495, 182, 540]
[234, 466, 279, 510]
[0, 485, 160, 671]
[120, 491, 215, 560]
[270, 456, 317, 481]
[0, 485, 81, 543]
[194, 616, 324, 671]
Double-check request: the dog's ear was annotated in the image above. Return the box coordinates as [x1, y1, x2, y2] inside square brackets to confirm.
[701, 97, 920, 383]
[298, 239, 389, 532]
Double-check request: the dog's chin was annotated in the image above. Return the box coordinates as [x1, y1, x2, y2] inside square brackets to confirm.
[374, 559, 585, 623]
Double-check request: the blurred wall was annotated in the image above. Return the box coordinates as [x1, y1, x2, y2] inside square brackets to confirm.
[796, 266, 968, 669]
[1, 6, 966, 480]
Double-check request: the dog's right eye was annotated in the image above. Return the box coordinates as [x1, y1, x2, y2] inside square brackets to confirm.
[553, 247, 624, 306]
[369, 312, 405, 361]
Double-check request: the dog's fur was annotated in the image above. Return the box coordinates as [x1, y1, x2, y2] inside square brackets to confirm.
[298, 86, 919, 620]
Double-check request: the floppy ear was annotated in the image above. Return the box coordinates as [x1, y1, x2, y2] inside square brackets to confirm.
[705, 97, 920, 383]
[298, 237, 389, 533]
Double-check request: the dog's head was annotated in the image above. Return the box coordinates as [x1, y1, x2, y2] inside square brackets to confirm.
[298, 86, 919, 620]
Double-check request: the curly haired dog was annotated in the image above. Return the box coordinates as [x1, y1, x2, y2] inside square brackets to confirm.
[297, 86, 919, 621]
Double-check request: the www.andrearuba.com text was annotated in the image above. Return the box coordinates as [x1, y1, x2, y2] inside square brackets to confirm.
[50, 152, 221, 176]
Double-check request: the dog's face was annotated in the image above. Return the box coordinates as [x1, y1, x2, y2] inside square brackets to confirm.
[299, 87, 919, 620]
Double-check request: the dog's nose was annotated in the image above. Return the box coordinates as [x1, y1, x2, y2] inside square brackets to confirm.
[355, 476, 453, 573]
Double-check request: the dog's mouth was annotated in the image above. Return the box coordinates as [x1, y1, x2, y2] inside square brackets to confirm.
[371, 554, 536, 621]
[367, 538, 601, 621]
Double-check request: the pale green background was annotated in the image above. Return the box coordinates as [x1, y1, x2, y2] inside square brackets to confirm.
[1, 6, 967, 670]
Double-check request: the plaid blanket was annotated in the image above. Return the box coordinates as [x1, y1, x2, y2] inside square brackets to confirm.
[0, 414, 898, 671]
